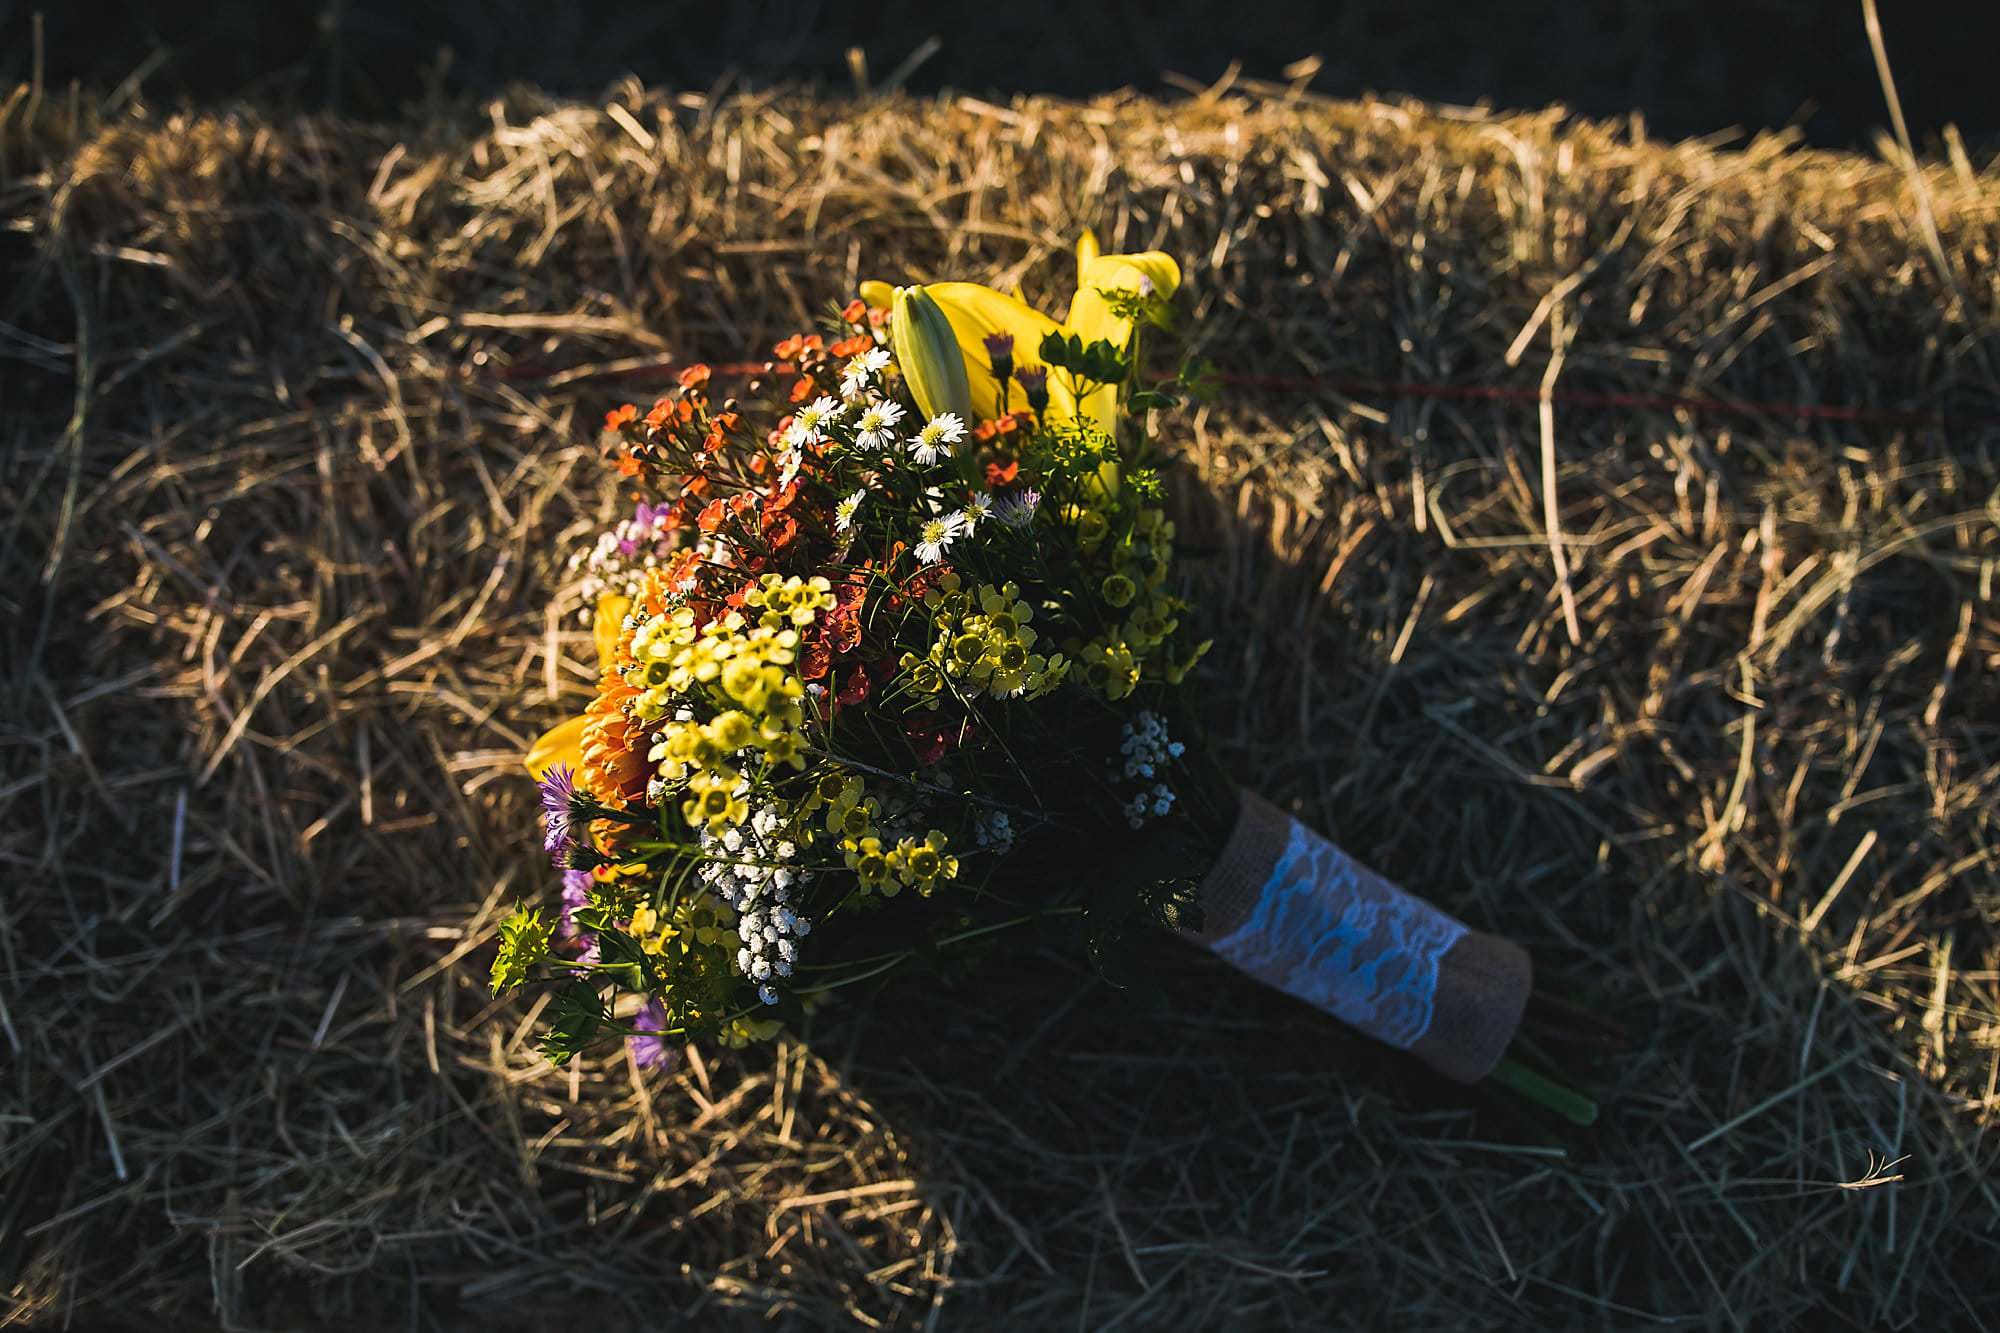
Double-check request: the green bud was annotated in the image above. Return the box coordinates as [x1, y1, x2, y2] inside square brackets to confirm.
[891, 286, 973, 423]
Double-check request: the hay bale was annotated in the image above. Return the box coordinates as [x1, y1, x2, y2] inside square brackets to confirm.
[3, 81, 1997, 1328]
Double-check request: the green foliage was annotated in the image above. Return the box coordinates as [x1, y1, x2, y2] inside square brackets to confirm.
[537, 980, 609, 1066]
[488, 904, 553, 995]
[1122, 468, 1165, 499]
[1037, 330, 1128, 386]
[1097, 285, 1174, 333]
[1037, 418, 1120, 488]
[592, 926, 657, 993]
[1176, 356, 1222, 403]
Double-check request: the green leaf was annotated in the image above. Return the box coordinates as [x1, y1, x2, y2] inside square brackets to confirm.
[1177, 357, 1222, 403]
[1038, 331, 1128, 385]
[571, 905, 616, 934]
[489, 903, 554, 995]
[537, 979, 609, 1066]
[592, 927, 654, 992]
[1126, 388, 1179, 413]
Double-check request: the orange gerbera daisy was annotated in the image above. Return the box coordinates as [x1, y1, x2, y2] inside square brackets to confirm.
[577, 664, 649, 805]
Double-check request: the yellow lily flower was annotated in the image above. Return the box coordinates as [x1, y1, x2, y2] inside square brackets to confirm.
[524, 592, 630, 780]
[861, 230, 1180, 433]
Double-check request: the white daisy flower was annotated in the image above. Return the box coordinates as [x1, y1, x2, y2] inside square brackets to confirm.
[909, 412, 967, 465]
[841, 347, 892, 397]
[787, 396, 844, 446]
[834, 488, 866, 532]
[961, 492, 993, 528]
[914, 512, 967, 565]
[853, 400, 906, 451]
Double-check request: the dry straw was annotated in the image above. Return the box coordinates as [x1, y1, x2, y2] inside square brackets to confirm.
[4, 74, 1999, 1329]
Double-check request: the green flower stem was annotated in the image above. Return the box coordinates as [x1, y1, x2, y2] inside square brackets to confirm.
[792, 906, 1085, 988]
[1489, 1054, 1599, 1127]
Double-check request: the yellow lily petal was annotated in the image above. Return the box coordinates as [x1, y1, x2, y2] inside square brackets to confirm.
[922, 281, 1077, 420]
[1063, 251, 1182, 347]
[525, 713, 588, 780]
[1059, 251, 1183, 435]
[593, 593, 631, 669]
[858, 279, 895, 311]
[1074, 228, 1100, 289]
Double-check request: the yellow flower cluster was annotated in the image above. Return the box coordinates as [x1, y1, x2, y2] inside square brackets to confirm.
[628, 895, 742, 960]
[900, 574, 1069, 707]
[625, 591, 820, 832]
[1074, 506, 1210, 700]
[743, 573, 835, 628]
[616, 895, 743, 1029]
[819, 774, 960, 898]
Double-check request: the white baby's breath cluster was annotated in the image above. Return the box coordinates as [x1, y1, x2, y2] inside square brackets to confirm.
[972, 806, 1016, 855]
[1115, 710, 1185, 829]
[700, 800, 812, 1006]
[569, 502, 677, 621]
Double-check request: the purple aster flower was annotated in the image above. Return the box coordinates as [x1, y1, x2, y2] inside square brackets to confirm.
[982, 332, 1015, 382]
[537, 764, 578, 864]
[557, 869, 592, 942]
[994, 488, 1042, 529]
[629, 998, 675, 1072]
[1014, 365, 1050, 413]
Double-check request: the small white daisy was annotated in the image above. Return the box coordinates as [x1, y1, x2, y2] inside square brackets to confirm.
[787, 396, 844, 446]
[841, 347, 892, 397]
[853, 400, 906, 451]
[961, 492, 993, 528]
[834, 488, 866, 532]
[914, 512, 967, 565]
[909, 412, 967, 465]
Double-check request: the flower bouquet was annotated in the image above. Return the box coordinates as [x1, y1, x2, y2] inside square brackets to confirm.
[496, 235, 1597, 1123]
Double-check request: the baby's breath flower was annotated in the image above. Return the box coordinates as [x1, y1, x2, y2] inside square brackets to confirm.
[1115, 712, 1184, 827]
[909, 412, 966, 465]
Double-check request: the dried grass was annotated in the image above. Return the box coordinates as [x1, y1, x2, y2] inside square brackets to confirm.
[4, 77, 1999, 1329]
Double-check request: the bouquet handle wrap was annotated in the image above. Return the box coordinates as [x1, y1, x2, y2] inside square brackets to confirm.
[1199, 790, 1531, 1083]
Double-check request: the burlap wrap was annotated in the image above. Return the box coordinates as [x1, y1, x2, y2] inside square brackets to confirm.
[1198, 790, 1531, 1083]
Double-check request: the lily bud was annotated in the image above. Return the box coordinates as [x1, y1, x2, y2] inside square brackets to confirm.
[891, 286, 974, 423]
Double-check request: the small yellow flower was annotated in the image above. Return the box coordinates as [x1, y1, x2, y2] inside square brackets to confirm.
[802, 768, 849, 812]
[892, 830, 959, 895]
[825, 778, 878, 841]
[1079, 638, 1141, 700]
[707, 710, 754, 751]
[845, 835, 897, 894]
[762, 729, 806, 770]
